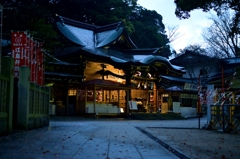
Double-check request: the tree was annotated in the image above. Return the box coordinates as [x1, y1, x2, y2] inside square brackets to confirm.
[174, 0, 240, 19]
[53, 0, 172, 57]
[166, 25, 184, 46]
[178, 44, 207, 55]
[1, 0, 172, 57]
[174, 0, 240, 36]
[130, 5, 171, 57]
[202, 11, 240, 58]
[174, 45, 219, 85]
[2, 0, 59, 52]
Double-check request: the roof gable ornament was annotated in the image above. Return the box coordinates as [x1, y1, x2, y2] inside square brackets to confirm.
[57, 14, 65, 26]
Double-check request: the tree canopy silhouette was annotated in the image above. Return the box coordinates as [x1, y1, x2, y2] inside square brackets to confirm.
[1, 0, 172, 57]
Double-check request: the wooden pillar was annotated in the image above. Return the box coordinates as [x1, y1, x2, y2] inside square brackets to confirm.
[156, 87, 161, 113]
[153, 83, 157, 112]
[85, 86, 87, 113]
[109, 90, 111, 102]
[17, 66, 30, 129]
[124, 67, 132, 104]
[63, 81, 68, 116]
[126, 90, 129, 114]
[102, 89, 105, 102]
[221, 66, 225, 132]
[118, 90, 120, 107]
[94, 86, 96, 114]
[2, 57, 14, 133]
[230, 92, 235, 127]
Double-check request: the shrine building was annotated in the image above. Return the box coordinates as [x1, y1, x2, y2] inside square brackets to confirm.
[45, 15, 196, 117]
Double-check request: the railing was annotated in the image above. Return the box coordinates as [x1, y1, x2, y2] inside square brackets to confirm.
[0, 57, 14, 135]
[29, 83, 49, 117]
[0, 74, 9, 134]
[0, 74, 8, 117]
[17, 67, 50, 130]
[210, 104, 240, 132]
[0, 58, 49, 134]
[27, 83, 49, 129]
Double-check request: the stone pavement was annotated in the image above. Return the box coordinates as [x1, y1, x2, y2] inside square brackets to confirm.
[0, 117, 239, 159]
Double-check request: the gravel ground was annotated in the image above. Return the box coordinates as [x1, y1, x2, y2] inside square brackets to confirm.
[147, 128, 240, 159]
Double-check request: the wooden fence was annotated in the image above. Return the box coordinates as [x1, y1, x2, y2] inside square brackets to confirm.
[0, 57, 14, 135]
[28, 83, 50, 129]
[0, 57, 50, 135]
[210, 104, 240, 133]
[0, 74, 10, 134]
[17, 67, 50, 130]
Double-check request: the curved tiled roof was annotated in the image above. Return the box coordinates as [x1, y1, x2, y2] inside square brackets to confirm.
[79, 79, 131, 89]
[55, 15, 186, 74]
[45, 71, 85, 79]
[220, 57, 240, 66]
[56, 15, 125, 48]
[160, 75, 195, 83]
[96, 27, 124, 48]
[57, 22, 88, 47]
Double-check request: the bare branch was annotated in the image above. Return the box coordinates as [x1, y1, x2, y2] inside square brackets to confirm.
[202, 11, 240, 57]
[165, 25, 185, 45]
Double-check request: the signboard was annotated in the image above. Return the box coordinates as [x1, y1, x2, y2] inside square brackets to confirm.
[30, 39, 37, 82]
[184, 83, 198, 91]
[173, 102, 180, 113]
[24, 35, 30, 67]
[11, 31, 27, 78]
[207, 85, 214, 122]
[36, 42, 44, 85]
[128, 101, 138, 110]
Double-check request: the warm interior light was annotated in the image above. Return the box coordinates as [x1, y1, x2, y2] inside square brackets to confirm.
[45, 83, 54, 87]
[68, 89, 77, 96]
[163, 94, 169, 97]
[120, 108, 124, 113]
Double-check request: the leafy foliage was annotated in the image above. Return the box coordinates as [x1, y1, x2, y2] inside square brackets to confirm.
[130, 5, 171, 57]
[178, 44, 208, 55]
[174, 0, 239, 19]
[1, 0, 59, 51]
[0, 0, 172, 57]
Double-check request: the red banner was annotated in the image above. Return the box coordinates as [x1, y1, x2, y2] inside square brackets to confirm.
[11, 31, 27, 78]
[36, 42, 44, 85]
[25, 35, 30, 68]
[11, 31, 45, 85]
[30, 39, 36, 83]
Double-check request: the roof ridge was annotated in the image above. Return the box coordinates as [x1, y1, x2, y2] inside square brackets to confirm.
[122, 48, 158, 55]
[56, 15, 98, 30]
[56, 14, 124, 32]
[94, 21, 124, 32]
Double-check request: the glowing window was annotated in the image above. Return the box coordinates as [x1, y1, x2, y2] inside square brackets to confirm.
[68, 89, 77, 96]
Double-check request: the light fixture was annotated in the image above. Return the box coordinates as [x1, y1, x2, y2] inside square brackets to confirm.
[163, 94, 169, 97]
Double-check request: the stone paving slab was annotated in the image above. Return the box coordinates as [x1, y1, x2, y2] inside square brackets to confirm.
[1, 117, 235, 159]
[0, 119, 179, 159]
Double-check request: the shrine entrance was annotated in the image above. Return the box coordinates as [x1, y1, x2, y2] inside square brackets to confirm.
[76, 79, 131, 115]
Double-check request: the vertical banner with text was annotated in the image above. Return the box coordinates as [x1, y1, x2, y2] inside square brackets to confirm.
[37, 42, 44, 85]
[30, 39, 37, 83]
[11, 31, 27, 78]
[11, 31, 45, 86]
